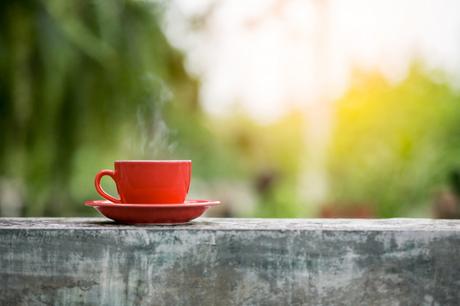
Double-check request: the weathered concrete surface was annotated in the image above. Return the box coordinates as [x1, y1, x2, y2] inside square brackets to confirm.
[1, 218, 460, 306]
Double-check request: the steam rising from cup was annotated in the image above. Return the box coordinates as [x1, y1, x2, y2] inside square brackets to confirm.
[129, 74, 177, 159]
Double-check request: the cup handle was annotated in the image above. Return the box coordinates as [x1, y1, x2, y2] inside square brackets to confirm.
[94, 170, 121, 203]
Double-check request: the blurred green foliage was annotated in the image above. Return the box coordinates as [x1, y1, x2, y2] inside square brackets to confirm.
[1, 1, 460, 218]
[0, 0, 198, 215]
[328, 66, 460, 217]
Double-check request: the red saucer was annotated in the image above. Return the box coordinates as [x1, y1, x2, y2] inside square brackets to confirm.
[85, 200, 221, 224]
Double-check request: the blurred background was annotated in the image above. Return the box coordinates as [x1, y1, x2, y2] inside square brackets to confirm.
[2, 0, 460, 218]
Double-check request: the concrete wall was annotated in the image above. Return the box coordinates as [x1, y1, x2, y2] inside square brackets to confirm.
[1, 218, 460, 305]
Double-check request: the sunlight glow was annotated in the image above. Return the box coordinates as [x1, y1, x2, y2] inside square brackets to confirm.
[164, 0, 460, 123]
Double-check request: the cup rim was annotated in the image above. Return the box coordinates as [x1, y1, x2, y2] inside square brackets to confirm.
[115, 160, 191, 163]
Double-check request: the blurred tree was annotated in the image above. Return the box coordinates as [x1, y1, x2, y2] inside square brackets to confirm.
[328, 65, 460, 217]
[0, 0, 195, 216]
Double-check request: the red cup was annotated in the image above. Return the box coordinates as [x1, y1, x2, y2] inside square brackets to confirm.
[94, 160, 191, 204]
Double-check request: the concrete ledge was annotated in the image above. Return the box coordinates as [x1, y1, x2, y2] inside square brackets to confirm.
[1, 218, 460, 305]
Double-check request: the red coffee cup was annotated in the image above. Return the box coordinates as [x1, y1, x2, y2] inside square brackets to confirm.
[94, 160, 191, 204]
